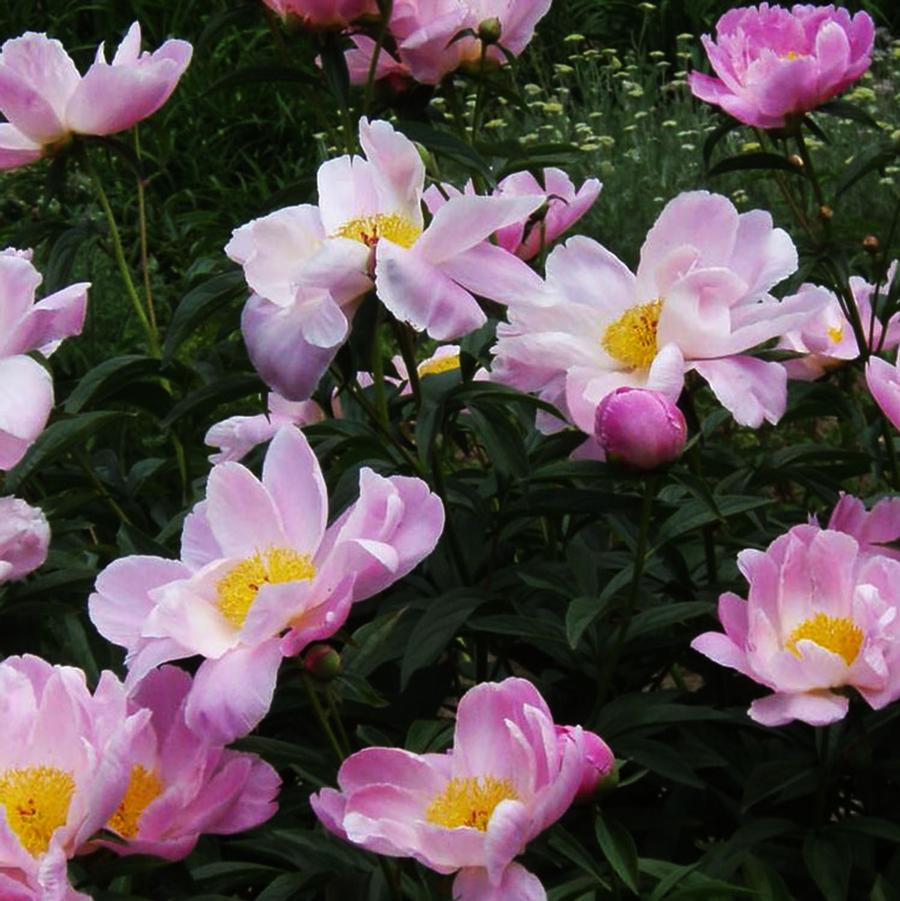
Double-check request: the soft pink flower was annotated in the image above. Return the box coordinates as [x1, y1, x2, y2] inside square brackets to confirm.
[311, 678, 601, 898]
[92, 666, 280, 860]
[0, 497, 50, 583]
[826, 493, 900, 563]
[554, 726, 614, 803]
[778, 265, 900, 380]
[89, 426, 443, 744]
[0, 23, 192, 170]
[692, 525, 900, 726]
[594, 387, 687, 469]
[263, 0, 376, 28]
[0, 248, 88, 470]
[493, 191, 816, 434]
[388, 0, 552, 84]
[689, 4, 875, 129]
[205, 392, 325, 464]
[866, 354, 900, 431]
[425, 169, 601, 261]
[0, 655, 147, 900]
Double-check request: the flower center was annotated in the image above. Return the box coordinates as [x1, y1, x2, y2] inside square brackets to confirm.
[217, 547, 316, 629]
[786, 612, 863, 666]
[0, 766, 76, 857]
[827, 325, 844, 344]
[107, 765, 163, 840]
[425, 776, 518, 831]
[418, 353, 461, 377]
[334, 213, 421, 249]
[601, 299, 663, 370]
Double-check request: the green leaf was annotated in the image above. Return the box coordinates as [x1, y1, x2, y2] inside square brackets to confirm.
[395, 120, 494, 180]
[595, 812, 640, 894]
[835, 139, 900, 198]
[803, 833, 851, 901]
[566, 592, 615, 649]
[548, 824, 610, 887]
[163, 271, 245, 361]
[816, 100, 881, 130]
[65, 355, 160, 413]
[707, 152, 804, 178]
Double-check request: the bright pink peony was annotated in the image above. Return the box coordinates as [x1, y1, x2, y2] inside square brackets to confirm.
[311, 678, 602, 898]
[92, 666, 280, 860]
[0, 655, 147, 900]
[826, 493, 900, 563]
[866, 354, 900, 432]
[0, 248, 88, 470]
[89, 425, 444, 743]
[0, 497, 50, 583]
[388, 0, 552, 84]
[689, 4, 875, 129]
[205, 392, 325, 464]
[345, 35, 411, 89]
[263, 0, 377, 28]
[0, 23, 192, 170]
[692, 525, 900, 726]
[493, 191, 816, 434]
[554, 725, 614, 803]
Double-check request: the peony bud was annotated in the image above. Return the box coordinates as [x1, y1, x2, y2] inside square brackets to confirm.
[477, 16, 503, 44]
[556, 725, 614, 803]
[594, 387, 687, 470]
[304, 643, 342, 681]
[0, 497, 50, 583]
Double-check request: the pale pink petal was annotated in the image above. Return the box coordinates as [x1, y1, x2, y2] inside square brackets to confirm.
[867, 356, 900, 431]
[0, 355, 53, 471]
[438, 242, 545, 308]
[0, 123, 42, 171]
[690, 356, 787, 427]
[453, 863, 546, 901]
[749, 690, 848, 726]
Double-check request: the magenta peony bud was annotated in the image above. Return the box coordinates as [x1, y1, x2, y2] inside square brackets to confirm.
[555, 725, 615, 803]
[594, 387, 687, 470]
[0, 497, 50, 583]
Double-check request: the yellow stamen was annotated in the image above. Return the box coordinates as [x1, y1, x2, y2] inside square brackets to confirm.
[786, 612, 863, 666]
[334, 213, 421, 249]
[827, 325, 844, 344]
[425, 776, 518, 831]
[418, 353, 461, 377]
[601, 299, 663, 370]
[783, 50, 801, 60]
[0, 766, 75, 857]
[107, 765, 163, 839]
[217, 547, 316, 628]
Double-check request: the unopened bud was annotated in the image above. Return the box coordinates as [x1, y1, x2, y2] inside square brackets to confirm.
[863, 234, 880, 253]
[556, 725, 615, 803]
[478, 16, 502, 44]
[304, 644, 342, 681]
[819, 204, 833, 220]
[788, 153, 804, 170]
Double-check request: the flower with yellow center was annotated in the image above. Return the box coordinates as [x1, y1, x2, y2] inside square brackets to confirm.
[107, 765, 164, 840]
[418, 353, 461, 377]
[827, 324, 844, 344]
[217, 547, 316, 629]
[786, 612, 864, 666]
[601, 299, 663, 370]
[334, 213, 421, 249]
[425, 776, 519, 831]
[0, 766, 76, 857]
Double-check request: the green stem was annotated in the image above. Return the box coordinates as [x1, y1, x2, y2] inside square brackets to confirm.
[326, 687, 351, 755]
[133, 128, 157, 334]
[880, 414, 900, 490]
[84, 153, 160, 356]
[371, 304, 389, 430]
[364, 0, 393, 113]
[393, 320, 421, 407]
[302, 672, 345, 763]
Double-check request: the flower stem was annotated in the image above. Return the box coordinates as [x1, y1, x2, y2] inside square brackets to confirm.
[302, 671, 345, 763]
[364, 0, 393, 113]
[134, 128, 157, 334]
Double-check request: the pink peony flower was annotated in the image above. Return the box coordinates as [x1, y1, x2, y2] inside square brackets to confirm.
[689, 4, 875, 129]
[594, 387, 687, 469]
[866, 354, 900, 432]
[388, 0, 552, 84]
[345, 35, 411, 89]
[89, 425, 444, 743]
[263, 0, 377, 28]
[205, 392, 325, 464]
[692, 525, 900, 726]
[0, 23, 192, 171]
[0, 248, 88, 470]
[778, 265, 900, 380]
[0, 655, 147, 900]
[826, 493, 900, 563]
[229, 118, 542, 399]
[311, 678, 603, 898]
[554, 725, 614, 803]
[0, 497, 50, 583]
[92, 666, 280, 860]
[493, 191, 817, 434]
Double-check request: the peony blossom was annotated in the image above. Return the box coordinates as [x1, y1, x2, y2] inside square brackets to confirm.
[0, 497, 50, 583]
[311, 678, 604, 898]
[205, 392, 325, 464]
[0, 23, 192, 171]
[92, 666, 280, 860]
[345, 35, 411, 89]
[0, 248, 88, 470]
[825, 493, 900, 563]
[492, 191, 816, 433]
[692, 525, 900, 726]
[388, 0, 552, 84]
[0, 655, 147, 900]
[866, 354, 900, 432]
[228, 118, 542, 399]
[689, 4, 875, 129]
[778, 265, 900, 380]
[594, 387, 687, 469]
[89, 426, 444, 744]
[263, 0, 377, 28]
[425, 168, 601, 261]
[555, 725, 614, 803]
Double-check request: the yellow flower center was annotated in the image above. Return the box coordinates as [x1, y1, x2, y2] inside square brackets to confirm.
[425, 776, 518, 831]
[0, 766, 76, 857]
[418, 353, 461, 377]
[334, 213, 421, 249]
[107, 765, 163, 840]
[601, 299, 663, 370]
[827, 325, 844, 344]
[217, 547, 316, 629]
[786, 612, 864, 666]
